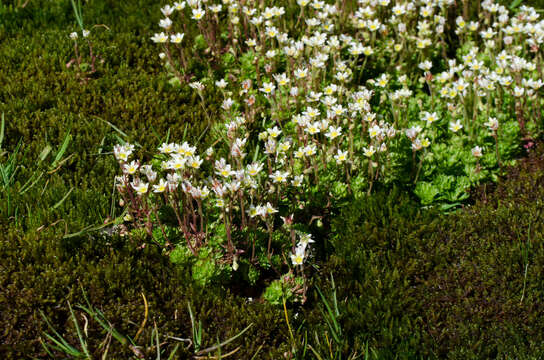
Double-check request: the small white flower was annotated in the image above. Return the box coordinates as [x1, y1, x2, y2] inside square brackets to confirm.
[259, 82, 276, 94]
[151, 32, 169, 43]
[159, 18, 173, 29]
[290, 247, 305, 266]
[215, 79, 228, 88]
[485, 117, 499, 132]
[189, 81, 205, 91]
[292, 175, 304, 187]
[449, 120, 463, 133]
[264, 202, 278, 216]
[325, 126, 342, 140]
[161, 4, 175, 16]
[363, 146, 376, 157]
[153, 179, 168, 193]
[472, 146, 483, 158]
[267, 126, 281, 138]
[192, 8, 205, 20]
[170, 33, 185, 44]
[422, 111, 438, 125]
[188, 155, 203, 169]
[270, 170, 289, 183]
[132, 180, 149, 195]
[174, 1, 186, 10]
[334, 149, 348, 164]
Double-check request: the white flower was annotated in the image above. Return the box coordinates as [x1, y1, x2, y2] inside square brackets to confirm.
[188, 155, 203, 169]
[449, 120, 463, 133]
[472, 146, 483, 158]
[325, 126, 342, 140]
[290, 247, 305, 266]
[422, 111, 438, 125]
[334, 149, 348, 164]
[265, 26, 278, 38]
[273, 73, 290, 86]
[485, 117, 499, 131]
[222, 98, 235, 110]
[270, 170, 289, 183]
[294, 68, 308, 79]
[215, 79, 228, 88]
[267, 126, 281, 138]
[298, 233, 315, 248]
[192, 8, 205, 20]
[264, 202, 278, 216]
[189, 81, 205, 91]
[368, 125, 381, 138]
[161, 4, 175, 16]
[246, 38, 257, 47]
[82, 29, 90, 38]
[114, 144, 134, 162]
[292, 175, 304, 187]
[215, 158, 233, 177]
[153, 179, 168, 193]
[209, 4, 222, 13]
[132, 180, 149, 195]
[247, 162, 263, 176]
[69, 32, 78, 40]
[304, 144, 317, 156]
[363, 146, 376, 157]
[170, 33, 185, 44]
[362, 46, 374, 56]
[304, 106, 320, 118]
[412, 139, 423, 151]
[151, 32, 169, 43]
[123, 160, 139, 175]
[376, 74, 388, 88]
[259, 82, 276, 94]
[158, 142, 175, 154]
[247, 205, 259, 218]
[305, 122, 320, 135]
[168, 155, 186, 171]
[159, 18, 173, 29]
[367, 19, 381, 31]
[418, 60, 432, 72]
[174, 1, 186, 10]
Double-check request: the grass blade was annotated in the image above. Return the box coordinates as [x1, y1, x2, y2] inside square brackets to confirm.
[68, 301, 91, 359]
[510, 0, 524, 9]
[52, 131, 72, 169]
[53, 187, 74, 210]
[194, 323, 253, 356]
[0, 113, 4, 150]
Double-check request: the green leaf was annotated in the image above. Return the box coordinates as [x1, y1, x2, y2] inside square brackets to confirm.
[509, 0, 524, 9]
[414, 181, 440, 205]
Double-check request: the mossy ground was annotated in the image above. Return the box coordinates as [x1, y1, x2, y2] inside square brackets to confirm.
[1, 0, 544, 359]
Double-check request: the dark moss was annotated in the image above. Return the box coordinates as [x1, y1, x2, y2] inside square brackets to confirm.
[322, 145, 544, 359]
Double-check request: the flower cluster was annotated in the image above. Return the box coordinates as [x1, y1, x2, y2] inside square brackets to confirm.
[116, 0, 544, 279]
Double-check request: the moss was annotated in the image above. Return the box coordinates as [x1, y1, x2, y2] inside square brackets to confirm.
[322, 145, 544, 359]
[0, 228, 291, 359]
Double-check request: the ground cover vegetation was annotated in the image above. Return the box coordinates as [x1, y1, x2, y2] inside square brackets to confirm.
[1, 0, 544, 358]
